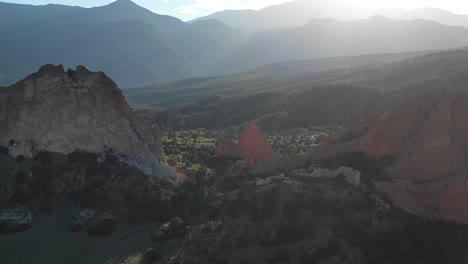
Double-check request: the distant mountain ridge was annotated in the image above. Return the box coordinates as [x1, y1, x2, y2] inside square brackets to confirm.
[212, 16, 468, 75]
[193, 0, 373, 30]
[2, 0, 468, 88]
[195, 0, 468, 31]
[0, 0, 242, 87]
[379, 7, 468, 28]
[0, 0, 184, 31]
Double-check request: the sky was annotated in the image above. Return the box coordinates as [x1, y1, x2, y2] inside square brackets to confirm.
[3, 0, 468, 21]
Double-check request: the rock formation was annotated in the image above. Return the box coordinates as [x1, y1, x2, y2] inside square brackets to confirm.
[217, 123, 279, 165]
[0, 209, 36, 233]
[317, 89, 468, 223]
[0, 64, 173, 177]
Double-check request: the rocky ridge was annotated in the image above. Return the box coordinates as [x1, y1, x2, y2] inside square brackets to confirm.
[308, 89, 468, 223]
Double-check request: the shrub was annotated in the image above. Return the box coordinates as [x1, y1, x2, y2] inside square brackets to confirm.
[0, 146, 8, 155]
[152, 217, 189, 242]
[15, 155, 25, 163]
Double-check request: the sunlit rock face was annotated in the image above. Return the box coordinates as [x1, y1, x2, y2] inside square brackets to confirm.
[0, 64, 173, 177]
[318, 89, 468, 223]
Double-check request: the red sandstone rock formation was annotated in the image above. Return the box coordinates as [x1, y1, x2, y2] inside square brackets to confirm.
[217, 124, 279, 165]
[319, 89, 468, 223]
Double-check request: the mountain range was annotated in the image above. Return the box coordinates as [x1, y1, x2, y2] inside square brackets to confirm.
[196, 0, 468, 30]
[3, 0, 468, 87]
[0, 0, 242, 87]
[212, 16, 468, 75]
[193, 0, 375, 30]
[379, 7, 468, 28]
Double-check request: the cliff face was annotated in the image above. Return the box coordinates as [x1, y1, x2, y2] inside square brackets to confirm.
[317, 89, 468, 223]
[0, 64, 173, 177]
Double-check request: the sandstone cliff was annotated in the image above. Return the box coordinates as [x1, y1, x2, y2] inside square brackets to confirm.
[314, 89, 468, 223]
[0, 64, 173, 177]
[217, 123, 279, 165]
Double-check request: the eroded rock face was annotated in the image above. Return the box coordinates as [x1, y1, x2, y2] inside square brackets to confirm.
[0, 64, 173, 177]
[319, 89, 468, 223]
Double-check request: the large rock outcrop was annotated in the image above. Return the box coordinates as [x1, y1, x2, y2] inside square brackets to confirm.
[315, 89, 468, 223]
[0, 64, 173, 177]
[217, 123, 279, 165]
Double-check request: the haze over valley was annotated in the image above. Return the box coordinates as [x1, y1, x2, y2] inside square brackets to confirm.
[3, 1, 468, 263]
[3, 0, 468, 88]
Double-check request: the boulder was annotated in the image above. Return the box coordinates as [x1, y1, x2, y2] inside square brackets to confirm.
[86, 212, 116, 236]
[144, 248, 162, 262]
[0, 209, 36, 233]
[69, 209, 115, 236]
[7, 140, 34, 159]
[69, 208, 97, 232]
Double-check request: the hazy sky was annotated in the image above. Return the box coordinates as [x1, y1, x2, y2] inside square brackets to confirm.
[3, 0, 468, 21]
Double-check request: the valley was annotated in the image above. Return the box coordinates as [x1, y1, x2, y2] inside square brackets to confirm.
[2, 0, 468, 263]
[2, 0, 468, 88]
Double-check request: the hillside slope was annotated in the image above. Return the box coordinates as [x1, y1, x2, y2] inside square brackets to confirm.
[128, 48, 468, 131]
[126, 48, 468, 109]
[124, 51, 427, 107]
